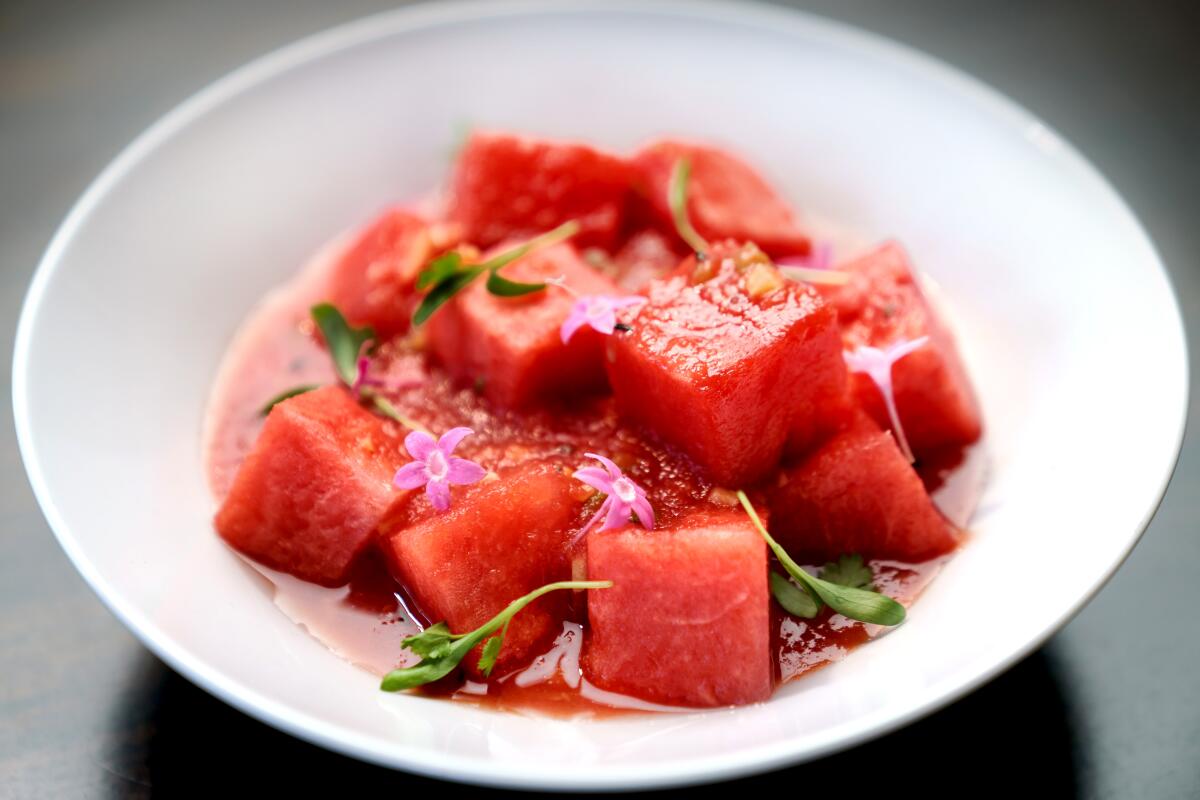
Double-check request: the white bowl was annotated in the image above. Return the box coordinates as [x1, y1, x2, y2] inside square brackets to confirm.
[12, 0, 1187, 790]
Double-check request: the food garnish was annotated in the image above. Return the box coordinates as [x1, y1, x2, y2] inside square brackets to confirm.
[668, 157, 709, 254]
[737, 491, 904, 625]
[843, 335, 930, 463]
[546, 275, 647, 343]
[412, 220, 581, 325]
[571, 453, 655, 543]
[380, 580, 613, 690]
[392, 427, 486, 511]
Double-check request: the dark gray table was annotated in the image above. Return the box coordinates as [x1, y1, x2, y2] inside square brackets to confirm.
[2, 1, 1197, 796]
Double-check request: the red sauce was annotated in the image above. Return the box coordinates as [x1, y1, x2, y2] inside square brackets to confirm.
[205, 249, 984, 716]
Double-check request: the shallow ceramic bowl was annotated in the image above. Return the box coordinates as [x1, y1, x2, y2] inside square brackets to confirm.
[12, 0, 1187, 790]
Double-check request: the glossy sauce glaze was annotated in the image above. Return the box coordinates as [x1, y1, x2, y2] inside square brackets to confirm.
[204, 250, 985, 716]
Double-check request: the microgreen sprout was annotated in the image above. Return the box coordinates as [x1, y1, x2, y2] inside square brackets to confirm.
[843, 336, 930, 463]
[412, 220, 581, 325]
[737, 491, 905, 626]
[392, 427, 486, 511]
[669, 157, 710, 254]
[380, 580, 612, 690]
[571, 454, 655, 544]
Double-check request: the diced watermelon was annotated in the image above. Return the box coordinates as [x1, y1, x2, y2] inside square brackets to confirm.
[214, 387, 408, 585]
[605, 241, 848, 486]
[767, 411, 957, 562]
[323, 208, 434, 340]
[447, 131, 633, 250]
[611, 228, 686, 292]
[426, 242, 620, 408]
[381, 460, 578, 678]
[632, 139, 810, 257]
[583, 509, 771, 707]
[821, 242, 982, 458]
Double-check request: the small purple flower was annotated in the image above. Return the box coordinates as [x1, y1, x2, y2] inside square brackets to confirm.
[393, 427, 487, 511]
[844, 336, 930, 463]
[560, 295, 646, 344]
[571, 453, 654, 543]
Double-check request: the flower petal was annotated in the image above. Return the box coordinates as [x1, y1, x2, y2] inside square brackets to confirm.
[885, 335, 930, 362]
[404, 430, 436, 461]
[601, 497, 632, 531]
[425, 478, 451, 512]
[560, 307, 590, 344]
[446, 457, 486, 485]
[586, 306, 617, 336]
[571, 498, 612, 546]
[393, 461, 429, 490]
[583, 452, 624, 481]
[437, 426, 474, 455]
[609, 295, 647, 310]
[572, 466, 615, 494]
[631, 494, 656, 530]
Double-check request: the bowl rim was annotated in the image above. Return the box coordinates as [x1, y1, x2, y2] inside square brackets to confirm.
[11, 0, 1189, 790]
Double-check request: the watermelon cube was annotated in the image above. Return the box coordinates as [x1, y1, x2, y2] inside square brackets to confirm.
[821, 242, 982, 458]
[632, 139, 810, 257]
[767, 411, 957, 562]
[583, 509, 771, 707]
[605, 241, 848, 486]
[426, 242, 621, 408]
[382, 460, 578, 678]
[447, 131, 633, 250]
[611, 228, 686, 292]
[322, 208, 434, 340]
[214, 387, 408, 586]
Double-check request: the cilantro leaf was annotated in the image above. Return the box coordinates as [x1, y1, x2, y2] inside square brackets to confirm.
[819, 554, 874, 591]
[668, 157, 709, 254]
[311, 303, 374, 386]
[737, 491, 905, 626]
[380, 580, 612, 691]
[412, 266, 484, 326]
[259, 384, 320, 415]
[770, 571, 819, 618]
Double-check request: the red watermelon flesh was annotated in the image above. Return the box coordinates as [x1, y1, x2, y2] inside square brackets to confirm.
[214, 386, 408, 586]
[632, 139, 810, 257]
[583, 509, 771, 707]
[381, 460, 579, 679]
[767, 410, 957, 562]
[605, 241, 848, 486]
[323, 208, 434, 340]
[821, 242, 982, 458]
[447, 131, 633, 250]
[611, 228, 686, 292]
[426, 242, 621, 408]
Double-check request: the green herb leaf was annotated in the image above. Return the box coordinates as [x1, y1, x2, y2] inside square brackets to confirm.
[669, 157, 709, 254]
[477, 634, 503, 677]
[416, 251, 465, 291]
[380, 580, 612, 691]
[259, 384, 320, 415]
[411, 220, 581, 326]
[736, 491, 905, 626]
[368, 394, 430, 433]
[412, 267, 484, 326]
[485, 269, 547, 297]
[770, 571, 820, 618]
[311, 303, 374, 385]
[819, 554, 875, 591]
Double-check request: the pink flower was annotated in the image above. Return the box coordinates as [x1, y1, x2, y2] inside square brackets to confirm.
[843, 336, 930, 463]
[560, 295, 646, 344]
[571, 453, 654, 543]
[393, 427, 486, 511]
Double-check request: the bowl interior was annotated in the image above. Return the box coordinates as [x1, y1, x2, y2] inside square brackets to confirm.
[12, 2, 1186, 790]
